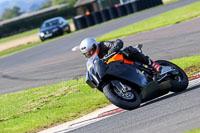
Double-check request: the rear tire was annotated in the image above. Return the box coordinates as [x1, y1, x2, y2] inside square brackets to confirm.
[156, 60, 188, 92]
[103, 83, 141, 110]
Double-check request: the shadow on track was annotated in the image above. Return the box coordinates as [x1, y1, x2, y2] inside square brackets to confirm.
[0, 72, 61, 81]
[141, 82, 200, 107]
[0, 72, 85, 82]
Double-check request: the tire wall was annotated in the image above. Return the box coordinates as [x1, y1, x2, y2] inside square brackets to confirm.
[73, 0, 163, 30]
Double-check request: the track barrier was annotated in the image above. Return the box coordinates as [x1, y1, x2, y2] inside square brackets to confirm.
[73, 0, 163, 31]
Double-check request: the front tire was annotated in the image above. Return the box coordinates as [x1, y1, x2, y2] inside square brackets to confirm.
[66, 25, 71, 33]
[156, 60, 188, 92]
[40, 37, 45, 42]
[64, 25, 71, 33]
[103, 83, 141, 110]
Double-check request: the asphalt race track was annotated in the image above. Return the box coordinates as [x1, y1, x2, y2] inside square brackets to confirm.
[0, 0, 199, 95]
[66, 79, 200, 133]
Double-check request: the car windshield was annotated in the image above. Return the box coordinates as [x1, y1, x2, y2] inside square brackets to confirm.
[42, 19, 59, 28]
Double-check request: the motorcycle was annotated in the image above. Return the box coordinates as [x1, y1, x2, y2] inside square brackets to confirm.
[85, 45, 188, 110]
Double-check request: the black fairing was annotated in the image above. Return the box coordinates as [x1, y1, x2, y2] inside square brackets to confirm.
[103, 61, 147, 88]
[86, 54, 147, 90]
[94, 60, 107, 78]
[86, 72, 96, 88]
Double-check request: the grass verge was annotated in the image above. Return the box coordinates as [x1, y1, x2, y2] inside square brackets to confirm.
[171, 54, 200, 77]
[0, 78, 110, 133]
[186, 128, 200, 133]
[0, 54, 200, 133]
[97, 1, 200, 41]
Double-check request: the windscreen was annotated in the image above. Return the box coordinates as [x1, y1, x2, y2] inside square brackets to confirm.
[42, 19, 59, 28]
[86, 53, 99, 71]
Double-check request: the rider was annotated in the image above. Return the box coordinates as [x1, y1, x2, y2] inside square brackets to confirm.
[79, 37, 168, 75]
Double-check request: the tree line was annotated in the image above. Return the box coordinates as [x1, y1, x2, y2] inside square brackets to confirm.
[1, 0, 78, 21]
[1, 6, 21, 20]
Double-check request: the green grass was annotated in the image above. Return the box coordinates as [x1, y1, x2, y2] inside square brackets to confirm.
[171, 55, 200, 69]
[0, 54, 200, 133]
[186, 128, 200, 133]
[97, 1, 200, 41]
[68, 18, 73, 24]
[0, 29, 39, 44]
[171, 54, 200, 77]
[0, 78, 110, 133]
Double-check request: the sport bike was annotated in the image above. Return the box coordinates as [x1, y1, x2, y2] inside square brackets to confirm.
[85, 45, 188, 110]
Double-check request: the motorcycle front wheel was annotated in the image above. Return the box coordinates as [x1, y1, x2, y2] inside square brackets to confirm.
[103, 83, 141, 110]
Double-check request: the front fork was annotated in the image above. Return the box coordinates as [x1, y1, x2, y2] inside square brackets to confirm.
[110, 80, 131, 93]
[110, 80, 136, 100]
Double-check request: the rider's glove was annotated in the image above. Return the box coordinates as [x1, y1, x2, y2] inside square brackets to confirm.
[121, 47, 130, 58]
[108, 39, 124, 55]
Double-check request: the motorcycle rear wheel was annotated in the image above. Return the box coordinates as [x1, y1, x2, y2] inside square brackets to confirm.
[103, 83, 141, 110]
[156, 60, 188, 92]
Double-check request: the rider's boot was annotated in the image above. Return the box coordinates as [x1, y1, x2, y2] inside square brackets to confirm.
[150, 60, 173, 75]
[124, 45, 172, 76]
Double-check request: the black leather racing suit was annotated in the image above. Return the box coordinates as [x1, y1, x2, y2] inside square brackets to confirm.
[98, 39, 152, 66]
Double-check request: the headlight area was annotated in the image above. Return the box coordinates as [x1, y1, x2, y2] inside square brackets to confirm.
[39, 32, 45, 37]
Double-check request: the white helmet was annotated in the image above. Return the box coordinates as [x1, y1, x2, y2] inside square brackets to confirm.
[80, 37, 98, 58]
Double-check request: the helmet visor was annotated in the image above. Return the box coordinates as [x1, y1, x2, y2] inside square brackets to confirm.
[83, 49, 95, 58]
